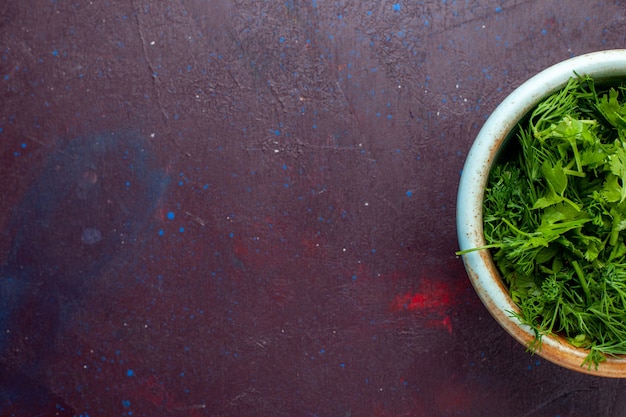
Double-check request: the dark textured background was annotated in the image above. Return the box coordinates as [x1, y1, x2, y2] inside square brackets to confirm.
[1, 1, 626, 416]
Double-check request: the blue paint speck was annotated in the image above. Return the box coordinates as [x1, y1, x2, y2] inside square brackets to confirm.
[406, 190, 413, 197]
[495, 6, 502, 12]
[541, 28, 547, 35]
[158, 229, 164, 236]
[52, 49, 58, 56]
[126, 369, 135, 377]
[167, 211, 175, 220]
[179, 227, 185, 233]
[392, 3, 401, 11]
[121, 400, 131, 408]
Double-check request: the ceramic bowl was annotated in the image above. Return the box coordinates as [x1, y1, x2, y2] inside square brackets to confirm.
[456, 49, 626, 377]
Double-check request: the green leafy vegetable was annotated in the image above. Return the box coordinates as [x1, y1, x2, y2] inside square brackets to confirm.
[459, 75, 626, 369]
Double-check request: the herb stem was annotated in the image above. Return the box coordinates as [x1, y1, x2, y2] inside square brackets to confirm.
[455, 243, 502, 256]
[572, 260, 591, 306]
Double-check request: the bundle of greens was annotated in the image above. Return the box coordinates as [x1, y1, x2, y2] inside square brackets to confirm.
[471, 75, 626, 369]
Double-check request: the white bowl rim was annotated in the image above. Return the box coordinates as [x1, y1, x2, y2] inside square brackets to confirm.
[457, 49, 626, 377]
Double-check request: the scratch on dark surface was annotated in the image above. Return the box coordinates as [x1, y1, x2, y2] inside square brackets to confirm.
[184, 211, 207, 227]
[521, 387, 595, 417]
[244, 335, 272, 349]
[211, 387, 262, 417]
[173, 403, 207, 412]
[23, 134, 54, 150]
[131, 2, 168, 122]
[247, 135, 369, 157]
[332, 78, 371, 144]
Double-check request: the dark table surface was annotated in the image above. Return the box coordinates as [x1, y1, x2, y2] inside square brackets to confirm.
[1, 0, 626, 416]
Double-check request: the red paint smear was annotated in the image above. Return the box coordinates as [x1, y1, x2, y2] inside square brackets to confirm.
[442, 315, 452, 333]
[390, 278, 459, 333]
[232, 236, 249, 259]
[425, 315, 453, 334]
[154, 205, 167, 222]
[390, 281, 453, 313]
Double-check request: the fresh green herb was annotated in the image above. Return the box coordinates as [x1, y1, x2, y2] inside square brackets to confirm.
[460, 75, 626, 369]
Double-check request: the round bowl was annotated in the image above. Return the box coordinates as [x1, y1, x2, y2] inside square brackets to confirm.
[456, 49, 626, 377]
